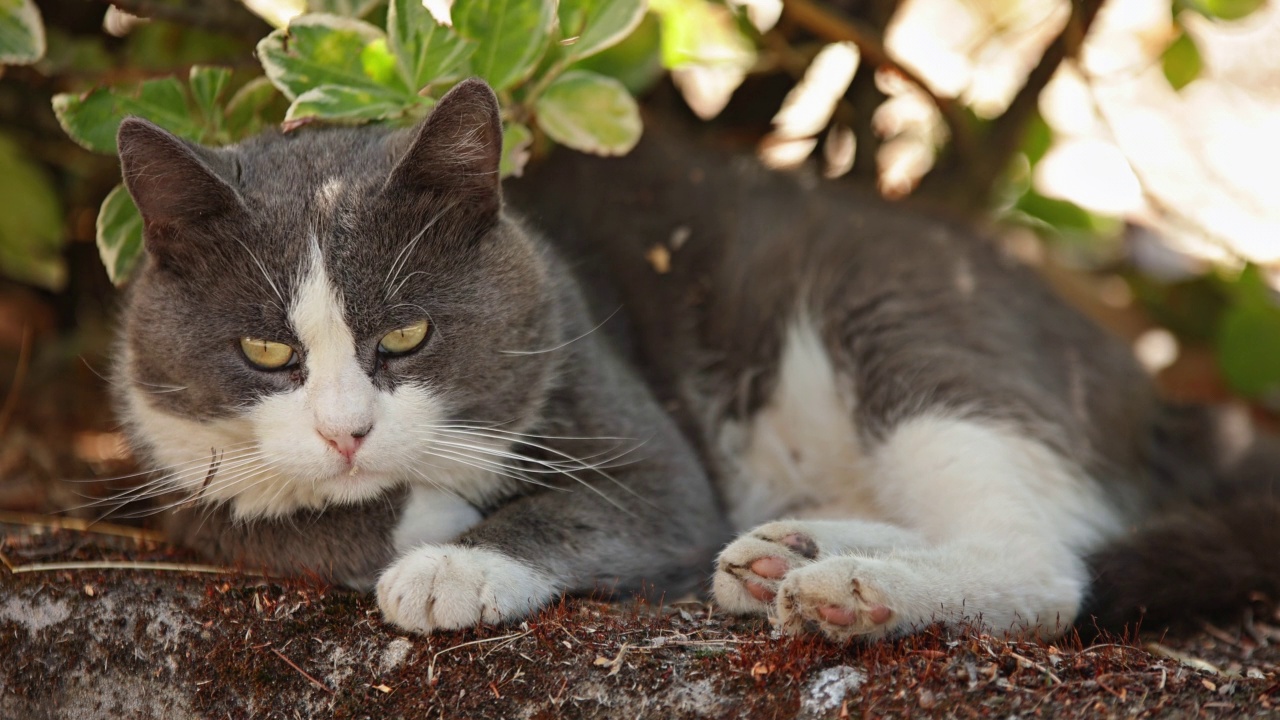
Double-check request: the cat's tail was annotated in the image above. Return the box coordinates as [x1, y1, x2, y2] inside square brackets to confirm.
[1079, 402, 1280, 635]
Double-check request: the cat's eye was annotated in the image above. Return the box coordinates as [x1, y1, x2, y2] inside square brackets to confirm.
[378, 319, 430, 356]
[239, 337, 297, 370]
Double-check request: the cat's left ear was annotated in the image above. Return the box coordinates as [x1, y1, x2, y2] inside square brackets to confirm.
[118, 118, 246, 257]
[384, 78, 502, 218]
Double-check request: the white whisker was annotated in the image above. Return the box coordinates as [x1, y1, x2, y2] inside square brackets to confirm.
[499, 306, 621, 356]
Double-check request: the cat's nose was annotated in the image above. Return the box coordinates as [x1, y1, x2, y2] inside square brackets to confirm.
[319, 425, 372, 460]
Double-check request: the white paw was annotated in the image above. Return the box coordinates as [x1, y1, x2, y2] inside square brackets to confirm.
[376, 544, 557, 633]
[712, 521, 822, 615]
[776, 556, 910, 642]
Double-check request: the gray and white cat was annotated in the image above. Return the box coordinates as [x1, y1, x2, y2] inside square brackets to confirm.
[508, 104, 1280, 641]
[112, 79, 727, 634]
[114, 77, 1279, 642]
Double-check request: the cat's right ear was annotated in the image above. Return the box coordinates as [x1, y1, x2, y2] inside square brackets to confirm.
[117, 118, 245, 256]
[383, 78, 502, 219]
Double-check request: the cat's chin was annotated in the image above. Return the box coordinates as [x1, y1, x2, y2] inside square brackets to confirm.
[220, 470, 403, 520]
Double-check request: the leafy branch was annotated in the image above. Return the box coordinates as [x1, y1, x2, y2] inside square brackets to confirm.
[50, 0, 649, 285]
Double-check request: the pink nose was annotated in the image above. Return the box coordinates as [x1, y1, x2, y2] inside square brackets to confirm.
[319, 426, 371, 460]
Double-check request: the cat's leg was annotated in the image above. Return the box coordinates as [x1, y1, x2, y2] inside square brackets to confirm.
[377, 462, 717, 633]
[713, 519, 924, 614]
[730, 414, 1119, 641]
[776, 540, 1086, 641]
[376, 487, 544, 633]
[376, 365, 727, 633]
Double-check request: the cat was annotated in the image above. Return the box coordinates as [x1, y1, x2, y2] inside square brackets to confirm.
[111, 79, 728, 634]
[114, 76, 1279, 643]
[506, 106, 1280, 641]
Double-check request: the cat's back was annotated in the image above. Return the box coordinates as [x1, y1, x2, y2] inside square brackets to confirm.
[510, 119, 1162, 514]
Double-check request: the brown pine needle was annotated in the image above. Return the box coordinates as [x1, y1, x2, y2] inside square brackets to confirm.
[0, 510, 167, 542]
[4, 559, 264, 576]
[271, 647, 335, 695]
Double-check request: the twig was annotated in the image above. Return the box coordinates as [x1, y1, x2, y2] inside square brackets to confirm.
[1243, 608, 1267, 647]
[1009, 650, 1063, 685]
[0, 510, 167, 542]
[1200, 622, 1242, 647]
[4, 560, 263, 575]
[428, 629, 533, 686]
[271, 647, 335, 695]
[1094, 672, 1128, 700]
[0, 325, 32, 439]
[1146, 642, 1228, 676]
[781, 0, 977, 165]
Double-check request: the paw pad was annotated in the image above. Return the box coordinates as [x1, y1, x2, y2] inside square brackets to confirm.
[779, 532, 819, 559]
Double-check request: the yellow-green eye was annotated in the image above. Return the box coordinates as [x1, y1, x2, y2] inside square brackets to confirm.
[378, 319, 429, 355]
[239, 338, 296, 370]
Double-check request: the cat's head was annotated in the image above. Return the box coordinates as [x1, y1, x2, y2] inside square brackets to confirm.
[113, 79, 561, 518]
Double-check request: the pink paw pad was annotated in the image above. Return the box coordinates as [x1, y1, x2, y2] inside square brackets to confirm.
[817, 603, 893, 626]
[746, 581, 775, 602]
[750, 556, 789, 579]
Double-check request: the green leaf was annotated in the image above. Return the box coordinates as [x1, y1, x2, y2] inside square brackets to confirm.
[453, 0, 556, 90]
[52, 77, 201, 154]
[500, 122, 531, 177]
[258, 14, 411, 101]
[189, 65, 233, 124]
[1013, 190, 1112, 234]
[285, 84, 427, 125]
[1021, 112, 1053, 168]
[0, 132, 64, 289]
[1161, 28, 1202, 91]
[1179, 0, 1266, 21]
[388, 0, 475, 91]
[1230, 264, 1273, 307]
[51, 90, 120, 154]
[649, 0, 754, 71]
[572, 11, 662, 96]
[224, 76, 285, 139]
[96, 184, 145, 286]
[557, 0, 645, 62]
[534, 70, 640, 155]
[0, 0, 45, 65]
[1217, 299, 1280, 398]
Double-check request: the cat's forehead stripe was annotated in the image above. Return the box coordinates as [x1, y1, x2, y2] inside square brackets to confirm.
[291, 238, 357, 378]
[316, 177, 345, 213]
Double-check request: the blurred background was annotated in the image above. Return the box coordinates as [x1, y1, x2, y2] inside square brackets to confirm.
[1, 0, 1278, 519]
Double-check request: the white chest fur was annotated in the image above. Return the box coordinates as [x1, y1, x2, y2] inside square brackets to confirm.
[715, 314, 882, 531]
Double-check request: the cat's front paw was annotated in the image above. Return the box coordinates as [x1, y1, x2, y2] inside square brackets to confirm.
[776, 556, 908, 642]
[376, 545, 557, 633]
[712, 521, 822, 615]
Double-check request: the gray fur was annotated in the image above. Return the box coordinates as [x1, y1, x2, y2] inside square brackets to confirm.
[507, 120, 1169, 518]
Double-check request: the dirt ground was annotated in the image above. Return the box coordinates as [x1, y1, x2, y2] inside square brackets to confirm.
[1, 519, 1278, 720]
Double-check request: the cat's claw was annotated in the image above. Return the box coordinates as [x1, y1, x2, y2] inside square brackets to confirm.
[776, 556, 902, 642]
[712, 522, 822, 614]
[376, 544, 557, 633]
